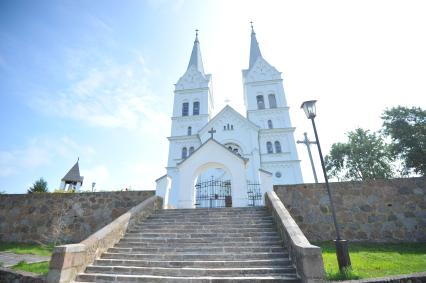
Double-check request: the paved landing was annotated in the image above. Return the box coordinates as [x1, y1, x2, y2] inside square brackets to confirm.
[0, 252, 50, 267]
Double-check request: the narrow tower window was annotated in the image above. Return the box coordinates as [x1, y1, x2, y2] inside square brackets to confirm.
[182, 147, 187, 159]
[275, 141, 282, 153]
[193, 101, 200, 115]
[256, 95, 265, 109]
[189, 147, 194, 155]
[187, 126, 192, 136]
[267, 120, 273, 129]
[268, 94, 277, 108]
[266, 142, 273, 154]
[182, 102, 189, 116]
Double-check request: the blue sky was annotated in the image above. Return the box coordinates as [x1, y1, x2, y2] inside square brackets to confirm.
[1, 0, 425, 193]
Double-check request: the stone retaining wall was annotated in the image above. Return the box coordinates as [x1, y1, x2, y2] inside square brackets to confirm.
[0, 267, 46, 283]
[274, 177, 425, 242]
[0, 191, 154, 244]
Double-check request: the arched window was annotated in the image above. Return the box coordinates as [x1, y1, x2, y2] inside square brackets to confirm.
[256, 95, 265, 109]
[182, 147, 187, 159]
[187, 126, 192, 136]
[275, 141, 282, 153]
[193, 101, 200, 115]
[268, 94, 277, 108]
[182, 102, 189, 116]
[266, 142, 273, 154]
[267, 120, 273, 129]
[189, 146, 194, 155]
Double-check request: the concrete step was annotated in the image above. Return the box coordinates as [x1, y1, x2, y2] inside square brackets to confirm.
[116, 240, 283, 248]
[155, 207, 267, 213]
[107, 246, 286, 254]
[84, 265, 296, 277]
[101, 252, 289, 261]
[140, 220, 274, 226]
[131, 223, 274, 231]
[127, 227, 276, 234]
[143, 215, 273, 221]
[76, 273, 300, 282]
[122, 231, 278, 239]
[147, 213, 271, 219]
[111, 236, 281, 244]
[93, 258, 292, 268]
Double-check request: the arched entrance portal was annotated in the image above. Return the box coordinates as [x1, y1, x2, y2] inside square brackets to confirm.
[194, 167, 232, 208]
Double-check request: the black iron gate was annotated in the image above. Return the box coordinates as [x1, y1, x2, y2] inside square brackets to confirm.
[247, 181, 262, 207]
[195, 178, 232, 208]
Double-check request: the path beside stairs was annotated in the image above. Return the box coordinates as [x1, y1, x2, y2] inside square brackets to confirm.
[76, 207, 300, 282]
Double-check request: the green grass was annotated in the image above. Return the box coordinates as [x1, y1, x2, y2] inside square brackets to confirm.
[316, 242, 426, 281]
[0, 242, 53, 257]
[11, 261, 50, 275]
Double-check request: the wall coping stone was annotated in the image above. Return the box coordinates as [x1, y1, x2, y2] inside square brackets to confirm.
[46, 195, 162, 283]
[265, 191, 325, 283]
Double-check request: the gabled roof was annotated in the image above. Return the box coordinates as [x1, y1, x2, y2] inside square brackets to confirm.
[177, 138, 248, 167]
[62, 159, 84, 183]
[198, 105, 260, 136]
[187, 31, 205, 75]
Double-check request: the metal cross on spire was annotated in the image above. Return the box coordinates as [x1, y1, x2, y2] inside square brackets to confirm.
[208, 127, 216, 139]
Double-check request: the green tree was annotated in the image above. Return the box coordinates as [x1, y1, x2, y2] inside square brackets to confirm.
[381, 106, 426, 176]
[325, 128, 394, 181]
[28, 178, 48, 193]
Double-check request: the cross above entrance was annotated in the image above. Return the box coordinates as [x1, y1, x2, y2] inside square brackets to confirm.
[208, 127, 216, 139]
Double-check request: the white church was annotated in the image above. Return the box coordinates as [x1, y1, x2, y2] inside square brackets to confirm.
[156, 26, 303, 209]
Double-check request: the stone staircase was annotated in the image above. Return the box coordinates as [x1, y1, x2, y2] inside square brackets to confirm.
[75, 207, 300, 282]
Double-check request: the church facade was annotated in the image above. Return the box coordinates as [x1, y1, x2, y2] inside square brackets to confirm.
[156, 26, 303, 209]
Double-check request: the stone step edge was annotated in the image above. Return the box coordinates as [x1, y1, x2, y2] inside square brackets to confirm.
[77, 273, 299, 280]
[87, 265, 294, 271]
[115, 243, 284, 247]
[95, 258, 291, 264]
[102, 252, 289, 257]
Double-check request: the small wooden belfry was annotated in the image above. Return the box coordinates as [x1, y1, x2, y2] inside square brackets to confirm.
[60, 158, 84, 191]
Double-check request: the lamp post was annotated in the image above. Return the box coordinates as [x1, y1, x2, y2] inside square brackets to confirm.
[301, 100, 351, 271]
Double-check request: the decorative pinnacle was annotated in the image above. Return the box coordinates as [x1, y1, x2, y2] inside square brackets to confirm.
[195, 29, 199, 41]
[250, 21, 254, 33]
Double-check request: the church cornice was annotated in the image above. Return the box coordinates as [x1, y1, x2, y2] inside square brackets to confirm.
[167, 135, 201, 141]
[247, 107, 289, 115]
[174, 86, 210, 94]
[171, 114, 209, 121]
[259, 127, 296, 135]
[243, 78, 283, 86]
[261, 160, 301, 165]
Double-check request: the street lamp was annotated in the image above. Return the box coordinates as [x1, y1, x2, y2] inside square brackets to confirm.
[92, 182, 96, 192]
[301, 100, 351, 271]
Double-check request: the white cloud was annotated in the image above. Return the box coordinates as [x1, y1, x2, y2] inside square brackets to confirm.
[33, 52, 169, 137]
[0, 136, 94, 177]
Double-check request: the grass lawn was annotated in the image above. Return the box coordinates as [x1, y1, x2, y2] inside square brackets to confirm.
[0, 242, 52, 275]
[316, 242, 426, 281]
[11, 261, 50, 275]
[0, 242, 53, 257]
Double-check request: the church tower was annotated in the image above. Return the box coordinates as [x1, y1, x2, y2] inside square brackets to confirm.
[167, 31, 213, 169]
[242, 24, 303, 184]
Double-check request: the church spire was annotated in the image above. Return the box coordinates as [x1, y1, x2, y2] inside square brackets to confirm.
[249, 22, 262, 69]
[187, 29, 205, 75]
